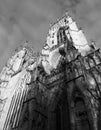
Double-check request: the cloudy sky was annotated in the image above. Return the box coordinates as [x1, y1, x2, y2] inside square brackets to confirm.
[0, 0, 101, 70]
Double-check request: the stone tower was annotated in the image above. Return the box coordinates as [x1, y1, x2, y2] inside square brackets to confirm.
[0, 13, 101, 130]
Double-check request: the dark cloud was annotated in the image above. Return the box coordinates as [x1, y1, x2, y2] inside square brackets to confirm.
[0, 0, 101, 71]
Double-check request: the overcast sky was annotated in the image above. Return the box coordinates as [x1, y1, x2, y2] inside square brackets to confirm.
[0, 0, 101, 70]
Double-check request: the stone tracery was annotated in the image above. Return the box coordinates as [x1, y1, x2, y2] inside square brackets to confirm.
[0, 12, 101, 130]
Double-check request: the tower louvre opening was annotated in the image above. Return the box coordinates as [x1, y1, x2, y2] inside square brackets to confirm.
[0, 12, 101, 130]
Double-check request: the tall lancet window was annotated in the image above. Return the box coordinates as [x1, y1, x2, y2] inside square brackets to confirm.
[57, 27, 67, 45]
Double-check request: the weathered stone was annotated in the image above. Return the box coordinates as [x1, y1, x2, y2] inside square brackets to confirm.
[0, 12, 101, 130]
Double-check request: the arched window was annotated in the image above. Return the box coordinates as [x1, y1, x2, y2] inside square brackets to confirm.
[57, 27, 67, 45]
[72, 91, 91, 130]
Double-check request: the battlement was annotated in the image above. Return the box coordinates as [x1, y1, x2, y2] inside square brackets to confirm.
[0, 12, 100, 130]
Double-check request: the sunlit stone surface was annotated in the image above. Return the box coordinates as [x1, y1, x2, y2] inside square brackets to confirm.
[0, 12, 101, 130]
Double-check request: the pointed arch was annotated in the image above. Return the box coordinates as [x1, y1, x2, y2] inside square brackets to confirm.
[70, 84, 94, 130]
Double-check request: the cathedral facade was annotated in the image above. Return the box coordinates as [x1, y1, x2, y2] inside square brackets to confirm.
[0, 13, 101, 130]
